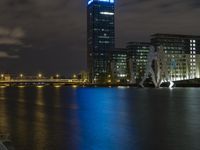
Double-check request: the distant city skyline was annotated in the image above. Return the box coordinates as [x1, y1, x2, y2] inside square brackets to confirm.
[0, 0, 200, 75]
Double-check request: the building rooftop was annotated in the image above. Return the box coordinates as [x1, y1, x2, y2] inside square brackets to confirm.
[126, 42, 151, 46]
[151, 33, 200, 39]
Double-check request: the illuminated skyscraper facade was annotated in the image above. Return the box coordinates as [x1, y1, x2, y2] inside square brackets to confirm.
[87, 0, 115, 83]
[110, 48, 129, 83]
[126, 42, 150, 82]
[151, 34, 200, 80]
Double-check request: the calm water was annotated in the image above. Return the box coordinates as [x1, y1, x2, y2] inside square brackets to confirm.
[0, 86, 200, 150]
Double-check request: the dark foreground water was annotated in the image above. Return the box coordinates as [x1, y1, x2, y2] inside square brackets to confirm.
[0, 86, 200, 150]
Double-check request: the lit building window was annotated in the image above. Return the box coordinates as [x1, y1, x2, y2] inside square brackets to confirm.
[100, 12, 114, 15]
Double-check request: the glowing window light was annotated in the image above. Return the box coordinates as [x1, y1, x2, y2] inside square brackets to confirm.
[88, 0, 114, 5]
[88, 0, 93, 5]
[100, 12, 114, 15]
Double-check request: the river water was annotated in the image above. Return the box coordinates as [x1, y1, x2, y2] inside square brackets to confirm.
[0, 86, 200, 150]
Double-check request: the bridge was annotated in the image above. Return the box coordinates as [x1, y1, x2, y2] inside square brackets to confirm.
[0, 79, 87, 86]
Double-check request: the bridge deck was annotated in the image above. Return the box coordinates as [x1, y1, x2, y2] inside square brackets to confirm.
[0, 79, 84, 84]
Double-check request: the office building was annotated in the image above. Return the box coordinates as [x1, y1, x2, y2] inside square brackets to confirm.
[151, 34, 200, 81]
[110, 48, 128, 83]
[126, 42, 150, 82]
[87, 0, 115, 83]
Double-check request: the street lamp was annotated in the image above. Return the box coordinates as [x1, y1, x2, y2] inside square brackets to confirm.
[38, 73, 42, 78]
[108, 79, 111, 83]
[56, 74, 60, 78]
[107, 74, 112, 83]
[0, 74, 4, 81]
[73, 74, 77, 79]
[20, 74, 23, 78]
[1, 74, 4, 78]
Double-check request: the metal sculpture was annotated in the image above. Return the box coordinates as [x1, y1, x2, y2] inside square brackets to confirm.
[140, 46, 174, 88]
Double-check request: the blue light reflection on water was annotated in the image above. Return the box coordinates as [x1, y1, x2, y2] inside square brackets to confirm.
[74, 88, 138, 150]
[0, 87, 200, 150]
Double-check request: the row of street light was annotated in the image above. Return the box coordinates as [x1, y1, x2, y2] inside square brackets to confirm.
[0, 73, 63, 80]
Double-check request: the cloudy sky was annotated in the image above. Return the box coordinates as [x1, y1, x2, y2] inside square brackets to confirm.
[0, 0, 200, 76]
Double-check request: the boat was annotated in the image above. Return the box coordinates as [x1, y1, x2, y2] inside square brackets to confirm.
[0, 134, 15, 150]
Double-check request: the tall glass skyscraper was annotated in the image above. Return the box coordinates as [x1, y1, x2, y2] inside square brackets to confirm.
[87, 0, 115, 83]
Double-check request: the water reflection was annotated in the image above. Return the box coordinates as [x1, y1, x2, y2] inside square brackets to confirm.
[75, 88, 137, 150]
[0, 87, 199, 150]
[0, 88, 8, 132]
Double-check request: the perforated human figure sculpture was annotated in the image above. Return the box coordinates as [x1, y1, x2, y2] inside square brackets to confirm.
[139, 46, 158, 88]
[140, 46, 174, 88]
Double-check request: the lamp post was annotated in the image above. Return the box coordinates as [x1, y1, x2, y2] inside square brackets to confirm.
[56, 74, 60, 78]
[0, 74, 4, 81]
[1, 74, 4, 78]
[73, 74, 77, 79]
[38, 73, 42, 79]
[20, 74, 23, 79]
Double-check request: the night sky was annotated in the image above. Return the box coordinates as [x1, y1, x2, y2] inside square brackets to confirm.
[0, 0, 200, 76]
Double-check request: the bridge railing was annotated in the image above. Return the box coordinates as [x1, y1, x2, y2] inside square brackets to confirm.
[0, 79, 85, 83]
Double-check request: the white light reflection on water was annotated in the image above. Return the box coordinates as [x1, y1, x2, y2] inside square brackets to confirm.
[0, 87, 199, 150]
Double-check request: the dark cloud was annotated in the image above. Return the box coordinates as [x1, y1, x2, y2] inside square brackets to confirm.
[116, 0, 200, 46]
[0, 27, 25, 59]
[0, 51, 19, 59]
[0, 0, 200, 75]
